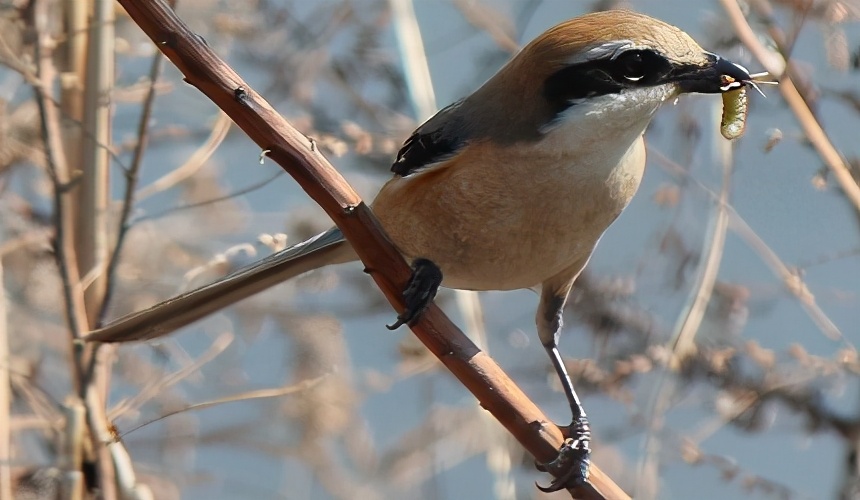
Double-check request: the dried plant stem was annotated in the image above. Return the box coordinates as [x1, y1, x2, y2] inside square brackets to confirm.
[134, 111, 231, 200]
[99, 33, 169, 327]
[452, 0, 520, 53]
[32, 0, 127, 497]
[0, 263, 12, 500]
[32, 0, 87, 382]
[120, 374, 326, 438]
[59, 0, 86, 188]
[75, 0, 113, 326]
[82, 380, 116, 500]
[59, 399, 85, 500]
[35, 58, 93, 499]
[102, 1, 628, 497]
[669, 104, 733, 367]
[388, 0, 437, 120]
[73, 2, 119, 498]
[720, 0, 860, 214]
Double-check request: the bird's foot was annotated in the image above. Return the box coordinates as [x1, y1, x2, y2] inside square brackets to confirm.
[386, 258, 442, 330]
[535, 416, 591, 492]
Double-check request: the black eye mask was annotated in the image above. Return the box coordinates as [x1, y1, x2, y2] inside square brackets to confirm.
[542, 49, 674, 115]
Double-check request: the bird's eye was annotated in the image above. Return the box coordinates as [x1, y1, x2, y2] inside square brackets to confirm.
[615, 51, 648, 82]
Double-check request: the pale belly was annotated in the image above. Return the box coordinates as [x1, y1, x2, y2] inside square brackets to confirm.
[371, 139, 646, 290]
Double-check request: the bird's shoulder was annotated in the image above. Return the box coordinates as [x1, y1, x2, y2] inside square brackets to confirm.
[390, 100, 473, 177]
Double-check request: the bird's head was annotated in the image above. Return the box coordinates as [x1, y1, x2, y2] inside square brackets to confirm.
[468, 10, 753, 144]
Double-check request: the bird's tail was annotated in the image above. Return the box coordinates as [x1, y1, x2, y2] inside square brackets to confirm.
[88, 227, 356, 342]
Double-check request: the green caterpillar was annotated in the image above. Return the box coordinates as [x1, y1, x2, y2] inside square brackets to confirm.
[720, 86, 748, 140]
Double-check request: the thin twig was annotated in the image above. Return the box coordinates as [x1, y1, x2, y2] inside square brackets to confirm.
[132, 169, 284, 224]
[108, 332, 233, 420]
[452, 0, 519, 53]
[0, 14, 129, 180]
[0, 263, 12, 500]
[118, 374, 326, 439]
[134, 111, 232, 200]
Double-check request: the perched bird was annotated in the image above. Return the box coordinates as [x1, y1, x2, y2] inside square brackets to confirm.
[91, 9, 755, 489]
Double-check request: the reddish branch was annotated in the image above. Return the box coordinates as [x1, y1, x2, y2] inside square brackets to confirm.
[103, 1, 628, 498]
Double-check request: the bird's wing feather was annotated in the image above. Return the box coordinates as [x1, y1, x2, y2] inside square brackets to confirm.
[391, 100, 472, 177]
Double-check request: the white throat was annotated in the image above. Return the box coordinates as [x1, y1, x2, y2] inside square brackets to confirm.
[539, 83, 677, 165]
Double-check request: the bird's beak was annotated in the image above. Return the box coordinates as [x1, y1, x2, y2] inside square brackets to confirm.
[672, 53, 753, 94]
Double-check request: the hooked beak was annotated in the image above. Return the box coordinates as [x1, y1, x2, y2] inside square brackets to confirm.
[672, 53, 753, 94]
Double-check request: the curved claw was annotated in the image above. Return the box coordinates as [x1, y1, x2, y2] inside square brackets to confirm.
[535, 437, 591, 492]
[386, 258, 442, 330]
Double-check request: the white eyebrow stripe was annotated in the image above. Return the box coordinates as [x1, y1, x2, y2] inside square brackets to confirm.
[565, 40, 637, 65]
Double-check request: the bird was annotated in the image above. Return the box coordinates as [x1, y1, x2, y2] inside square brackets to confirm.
[90, 9, 755, 490]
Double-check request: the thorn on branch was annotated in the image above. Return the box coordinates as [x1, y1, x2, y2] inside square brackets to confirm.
[160, 32, 178, 48]
[234, 85, 248, 102]
[258, 149, 270, 164]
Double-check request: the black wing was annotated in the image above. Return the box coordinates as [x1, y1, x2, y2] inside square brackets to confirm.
[391, 100, 470, 177]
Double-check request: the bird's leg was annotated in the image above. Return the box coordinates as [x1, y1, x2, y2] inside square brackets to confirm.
[386, 258, 443, 330]
[534, 275, 591, 492]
